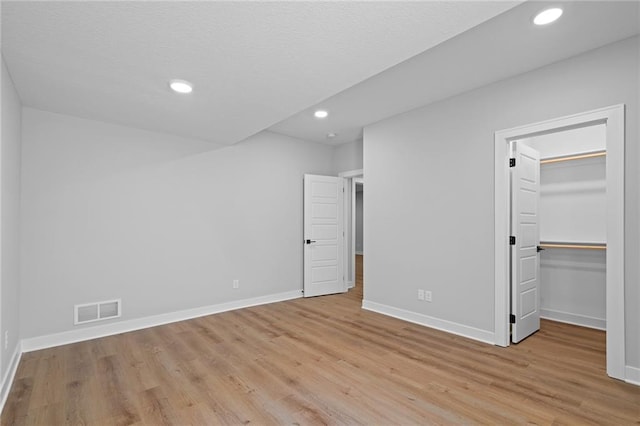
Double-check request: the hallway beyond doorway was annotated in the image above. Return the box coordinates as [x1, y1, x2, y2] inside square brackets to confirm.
[348, 254, 363, 302]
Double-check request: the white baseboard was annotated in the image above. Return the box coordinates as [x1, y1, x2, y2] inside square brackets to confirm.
[346, 281, 355, 289]
[540, 308, 606, 330]
[0, 342, 22, 414]
[355, 251, 363, 255]
[22, 290, 303, 352]
[362, 300, 494, 345]
[625, 365, 640, 386]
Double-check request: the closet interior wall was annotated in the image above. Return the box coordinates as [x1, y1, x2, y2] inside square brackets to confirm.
[519, 125, 607, 330]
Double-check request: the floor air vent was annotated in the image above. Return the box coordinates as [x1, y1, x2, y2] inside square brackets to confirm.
[74, 299, 121, 325]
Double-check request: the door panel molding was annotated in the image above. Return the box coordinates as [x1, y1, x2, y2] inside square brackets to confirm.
[511, 143, 541, 343]
[303, 174, 345, 297]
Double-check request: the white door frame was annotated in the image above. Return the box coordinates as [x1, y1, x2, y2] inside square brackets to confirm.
[353, 177, 364, 257]
[338, 169, 363, 288]
[494, 105, 625, 380]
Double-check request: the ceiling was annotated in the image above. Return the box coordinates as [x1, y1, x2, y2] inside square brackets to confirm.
[270, 1, 640, 145]
[1, 1, 521, 145]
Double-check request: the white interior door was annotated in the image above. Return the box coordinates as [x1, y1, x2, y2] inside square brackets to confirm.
[511, 143, 541, 343]
[304, 174, 345, 297]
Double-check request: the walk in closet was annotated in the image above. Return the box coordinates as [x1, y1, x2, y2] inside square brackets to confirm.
[520, 124, 607, 330]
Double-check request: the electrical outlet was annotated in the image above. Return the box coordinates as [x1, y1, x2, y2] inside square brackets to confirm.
[417, 289, 425, 301]
[233, 279, 239, 289]
[425, 291, 432, 302]
[4, 331, 8, 350]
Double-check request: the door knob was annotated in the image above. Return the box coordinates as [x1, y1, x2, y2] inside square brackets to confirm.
[305, 239, 317, 244]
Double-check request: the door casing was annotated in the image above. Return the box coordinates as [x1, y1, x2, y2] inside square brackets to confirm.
[338, 169, 363, 289]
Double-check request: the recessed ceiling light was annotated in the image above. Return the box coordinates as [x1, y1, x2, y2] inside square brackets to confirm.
[169, 79, 193, 94]
[326, 132, 337, 139]
[314, 110, 329, 119]
[533, 7, 563, 26]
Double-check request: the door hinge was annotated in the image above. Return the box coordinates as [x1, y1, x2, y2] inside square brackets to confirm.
[509, 158, 516, 167]
[510, 314, 516, 324]
[510, 236, 516, 245]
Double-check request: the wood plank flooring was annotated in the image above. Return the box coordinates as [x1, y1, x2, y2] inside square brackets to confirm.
[2, 255, 639, 425]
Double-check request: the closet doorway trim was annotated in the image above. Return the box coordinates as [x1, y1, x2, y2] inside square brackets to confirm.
[493, 105, 625, 381]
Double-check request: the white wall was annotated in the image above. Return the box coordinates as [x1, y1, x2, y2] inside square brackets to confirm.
[540, 249, 605, 329]
[522, 125, 607, 329]
[538, 156, 606, 243]
[521, 124, 606, 159]
[1, 58, 22, 382]
[355, 188, 363, 254]
[364, 36, 639, 368]
[517, 124, 607, 242]
[333, 139, 363, 174]
[521, 125, 606, 242]
[20, 108, 335, 339]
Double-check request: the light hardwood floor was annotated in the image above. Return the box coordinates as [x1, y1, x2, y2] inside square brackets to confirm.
[2, 255, 638, 425]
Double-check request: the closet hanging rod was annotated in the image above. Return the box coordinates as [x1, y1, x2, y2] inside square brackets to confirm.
[539, 242, 606, 250]
[540, 150, 606, 165]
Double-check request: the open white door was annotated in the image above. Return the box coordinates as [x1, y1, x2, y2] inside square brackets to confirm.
[304, 174, 345, 297]
[511, 143, 541, 343]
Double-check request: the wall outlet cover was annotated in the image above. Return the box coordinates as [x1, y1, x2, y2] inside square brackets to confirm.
[425, 291, 432, 302]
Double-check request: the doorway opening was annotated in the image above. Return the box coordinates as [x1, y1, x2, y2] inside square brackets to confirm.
[302, 170, 363, 300]
[338, 169, 364, 302]
[510, 125, 607, 344]
[354, 180, 364, 301]
[494, 105, 625, 381]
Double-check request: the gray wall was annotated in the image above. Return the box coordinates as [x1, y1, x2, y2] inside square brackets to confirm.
[1, 58, 22, 377]
[20, 108, 335, 339]
[364, 37, 638, 368]
[333, 139, 363, 173]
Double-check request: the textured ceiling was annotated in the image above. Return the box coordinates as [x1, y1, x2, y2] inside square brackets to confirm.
[1, 1, 520, 145]
[270, 1, 640, 145]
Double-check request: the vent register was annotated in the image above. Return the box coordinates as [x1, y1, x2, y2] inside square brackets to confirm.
[74, 299, 121, 325]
